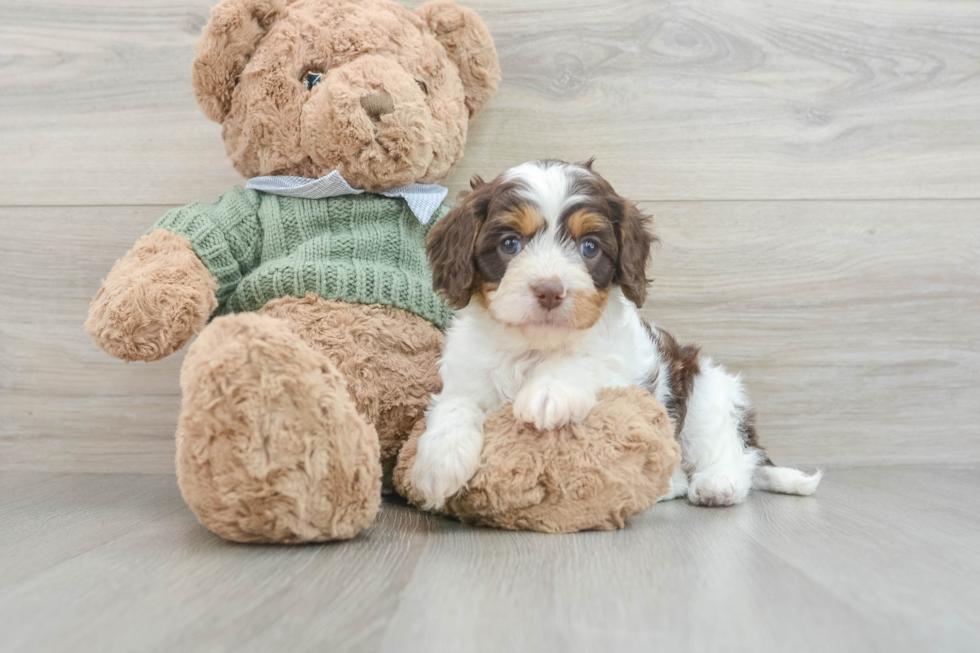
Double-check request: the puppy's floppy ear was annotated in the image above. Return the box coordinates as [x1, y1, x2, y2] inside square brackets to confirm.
[415, 1, 501, 117]
[192, 0, 284, 123]
[427, 176, 492, 309]
[611, 196, 656, 308]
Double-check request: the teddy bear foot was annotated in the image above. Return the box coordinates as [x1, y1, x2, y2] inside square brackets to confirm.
[394, 386, 680, 533]
[175, 312, 382, 543]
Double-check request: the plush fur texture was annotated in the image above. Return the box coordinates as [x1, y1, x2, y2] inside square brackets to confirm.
[394, 386, 679, 533]
[85, 230, 217, 362]
[176, 295, 443, 542]
[192, 0, 500, 190]
[176, 309, 382, 543]
[258, 294, 445, 492]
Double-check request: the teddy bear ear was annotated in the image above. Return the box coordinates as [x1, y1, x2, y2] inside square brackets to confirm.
[191, 0, 284, 123]
[415, 1, 501, 117]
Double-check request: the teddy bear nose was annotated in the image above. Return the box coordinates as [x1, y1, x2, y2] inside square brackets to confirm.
[360, 91, 395, 122]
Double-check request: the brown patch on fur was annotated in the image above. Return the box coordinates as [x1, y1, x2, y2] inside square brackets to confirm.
[499, 204, 545, 236]
[738, 409, 773, 465]
[191, 0, 499, 190]
[474, 280, 498, 309]
[560, 161, 657, 306]
[427, 174, 526, 308]
[613, 201, 655, 307]
[85, 229, 218, 362]
[427, 176, 492, 308]
[394, 386, 679, 533]
[566, 209, 608, 240]
[647, 323, 701, 435]
[572, 288, 610, 329]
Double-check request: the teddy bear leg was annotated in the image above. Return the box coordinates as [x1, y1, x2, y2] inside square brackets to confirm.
[175, 312, 382, 543]
[258, 294, 445, 493]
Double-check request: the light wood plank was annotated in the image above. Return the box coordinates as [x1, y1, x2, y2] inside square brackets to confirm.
[641, 199, 980, 465]
[0, 468, 977, 652]
[378, 467, 980, 653]
[2, 200, 977, 472]
[1, 0, 979, 205]
[0, 473, 436, 653]
[0, 472, 184, 585]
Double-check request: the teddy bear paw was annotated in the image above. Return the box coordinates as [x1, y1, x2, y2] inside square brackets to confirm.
[85, 230, 216, 362]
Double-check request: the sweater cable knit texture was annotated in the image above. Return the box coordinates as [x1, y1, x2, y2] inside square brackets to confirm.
[153, 187, 454, 329]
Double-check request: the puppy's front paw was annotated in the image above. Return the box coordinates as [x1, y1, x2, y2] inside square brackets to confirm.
[513, 381, 596, 430]
[410, 431, 482, 511]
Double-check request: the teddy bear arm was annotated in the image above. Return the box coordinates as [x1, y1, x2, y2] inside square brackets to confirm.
[85, 229, 218, 362]
[86, 188, 264, 362]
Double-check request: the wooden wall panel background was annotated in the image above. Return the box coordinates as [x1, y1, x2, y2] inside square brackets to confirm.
[1, 0, 978, 473]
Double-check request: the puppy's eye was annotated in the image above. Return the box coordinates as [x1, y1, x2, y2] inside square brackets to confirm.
[500, 237, 522, 256]
[580, 239, 600, 259]
[416, 79, 429, 95]
[300, 70, 323, 90]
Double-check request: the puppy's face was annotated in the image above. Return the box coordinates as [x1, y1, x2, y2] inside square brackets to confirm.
[428, 160, 654, 331]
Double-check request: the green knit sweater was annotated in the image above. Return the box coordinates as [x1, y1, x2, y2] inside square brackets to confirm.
[153, 187, 454, 329]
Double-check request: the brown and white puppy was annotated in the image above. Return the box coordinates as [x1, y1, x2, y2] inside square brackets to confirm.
[411, 159, 822, 510]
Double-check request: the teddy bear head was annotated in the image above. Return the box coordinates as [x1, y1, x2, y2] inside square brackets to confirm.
[192, 0, 499, 191]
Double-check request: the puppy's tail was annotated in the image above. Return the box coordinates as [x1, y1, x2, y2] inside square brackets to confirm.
[752, 463, 823, 496]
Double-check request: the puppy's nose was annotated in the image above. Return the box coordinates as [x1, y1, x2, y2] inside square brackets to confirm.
[360, 90, 394, 122]
[531, 279, 566, 310]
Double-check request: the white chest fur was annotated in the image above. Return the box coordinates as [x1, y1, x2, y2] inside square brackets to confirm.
[441, 288, 671, 413]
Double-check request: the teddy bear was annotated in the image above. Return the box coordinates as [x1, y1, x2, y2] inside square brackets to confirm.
[85, 0, 679, 542]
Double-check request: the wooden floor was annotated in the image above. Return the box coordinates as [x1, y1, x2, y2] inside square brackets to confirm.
[1, 466, 978, 653]
[2, 0, 979, 651]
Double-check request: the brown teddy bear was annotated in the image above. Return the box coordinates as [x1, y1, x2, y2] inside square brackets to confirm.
[86, 0, 678, 542]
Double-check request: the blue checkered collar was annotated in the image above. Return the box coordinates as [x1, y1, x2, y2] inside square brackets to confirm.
[245, 170, 448, 225]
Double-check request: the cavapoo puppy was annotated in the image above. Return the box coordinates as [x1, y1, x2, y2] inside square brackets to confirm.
[411, 159, 822, 510]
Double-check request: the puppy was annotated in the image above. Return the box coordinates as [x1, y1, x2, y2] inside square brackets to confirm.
[411, 159, 822, 510]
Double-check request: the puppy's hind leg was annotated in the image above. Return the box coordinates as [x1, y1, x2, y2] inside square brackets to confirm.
[680, 359, 764, 507]
[680, 359, 822, 506]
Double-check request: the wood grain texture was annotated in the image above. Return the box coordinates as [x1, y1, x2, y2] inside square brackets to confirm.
[1, 0, 979, 205]
[642, 199, 980, 465]
[0, 468, 978, 652]
[2, 200, 977, 472]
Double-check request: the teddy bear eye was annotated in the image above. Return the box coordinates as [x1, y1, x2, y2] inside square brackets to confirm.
[416, 79, 429, 95]
[300, 70, 323, 91]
